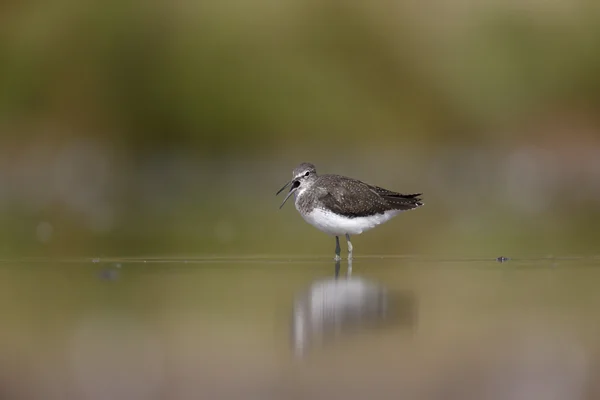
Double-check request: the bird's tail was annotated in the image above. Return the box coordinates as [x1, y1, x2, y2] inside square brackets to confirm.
[384, 193, 424, 211]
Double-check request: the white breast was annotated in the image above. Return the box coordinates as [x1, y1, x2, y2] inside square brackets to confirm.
[299, 207, 401, 236]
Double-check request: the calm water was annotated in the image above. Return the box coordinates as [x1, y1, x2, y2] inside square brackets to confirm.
[1, 256, 599, 400]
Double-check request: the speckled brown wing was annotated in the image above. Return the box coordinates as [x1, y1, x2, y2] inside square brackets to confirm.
[315, 175, 423, 218]
[371, 185, 423, 210]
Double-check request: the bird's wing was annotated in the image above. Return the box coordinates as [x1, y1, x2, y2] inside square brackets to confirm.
[371, 185, 423, 210]
[370, 185, 417, 198]
[316, 177, 423, 217]
[315, 177, 394, 217]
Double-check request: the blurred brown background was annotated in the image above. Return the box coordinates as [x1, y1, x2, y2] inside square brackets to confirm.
[2, 3, 600, 398]
[2, 0, 600, 257]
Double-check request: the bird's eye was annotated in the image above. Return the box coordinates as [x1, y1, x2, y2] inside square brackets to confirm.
[304, 171, 310, 177]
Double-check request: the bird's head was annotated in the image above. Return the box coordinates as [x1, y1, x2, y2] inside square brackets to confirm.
[276, 162, 318, 208]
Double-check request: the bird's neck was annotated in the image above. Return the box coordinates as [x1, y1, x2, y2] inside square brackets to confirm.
[293, 182, 313, 204]
[294, 186, 307, 202]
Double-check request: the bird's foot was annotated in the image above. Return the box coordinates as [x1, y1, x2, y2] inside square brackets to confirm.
[334, 255, 342, 262]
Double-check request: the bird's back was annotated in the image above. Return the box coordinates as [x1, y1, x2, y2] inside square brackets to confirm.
[304, 174, 423, 218]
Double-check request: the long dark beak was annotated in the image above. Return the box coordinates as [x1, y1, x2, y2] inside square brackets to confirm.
[277, 180, 300, 209]
[276, 180, 292, 196]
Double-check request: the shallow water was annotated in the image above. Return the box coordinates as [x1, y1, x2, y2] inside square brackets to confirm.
[1, 256, 599, 400]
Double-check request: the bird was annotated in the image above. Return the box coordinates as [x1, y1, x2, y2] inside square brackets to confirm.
[276, 162, 423, 260]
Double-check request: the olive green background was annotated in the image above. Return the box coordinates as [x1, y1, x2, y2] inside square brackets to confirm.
[2, 2, 600, 397]
[1, 0, 599, 257]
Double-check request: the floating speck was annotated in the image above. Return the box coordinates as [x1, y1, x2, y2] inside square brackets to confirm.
[92, 258, 100, 263]
[496, 256, 510, 263]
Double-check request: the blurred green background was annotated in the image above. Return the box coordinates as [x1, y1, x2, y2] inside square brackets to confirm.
[2, 4, 600, 398]
[2, 0, 600, 257]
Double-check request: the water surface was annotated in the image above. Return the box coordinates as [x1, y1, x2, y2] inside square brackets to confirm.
[1, 256, 599, 400]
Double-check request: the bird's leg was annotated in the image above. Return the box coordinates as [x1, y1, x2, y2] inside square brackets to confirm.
[345, 234, 353, 260]
[334, 236, 341, 261]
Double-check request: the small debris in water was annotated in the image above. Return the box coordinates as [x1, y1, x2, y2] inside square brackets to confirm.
[92, 258, 100, 263]
[496, 256, 510, 263]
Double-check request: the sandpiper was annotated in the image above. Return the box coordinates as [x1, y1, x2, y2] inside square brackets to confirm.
[276, 162, 423, 260]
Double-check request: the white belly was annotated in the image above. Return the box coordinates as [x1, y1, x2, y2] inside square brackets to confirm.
[299, 207, 401, 236]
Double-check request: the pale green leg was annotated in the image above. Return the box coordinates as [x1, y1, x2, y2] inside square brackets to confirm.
[346, 234, 353, 260]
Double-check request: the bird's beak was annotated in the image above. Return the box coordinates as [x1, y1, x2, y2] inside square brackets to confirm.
[276, 180, 292, 196]
[277, 180, 300, 209]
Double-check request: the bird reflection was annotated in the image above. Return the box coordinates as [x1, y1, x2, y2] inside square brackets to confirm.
[291, 259, 416, 357]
